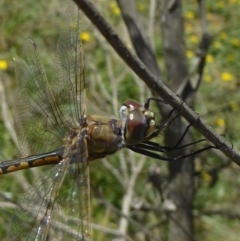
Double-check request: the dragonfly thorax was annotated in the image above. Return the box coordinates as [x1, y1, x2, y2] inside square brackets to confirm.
[85, 116, 123, 161]
[119, 99, 155, 145]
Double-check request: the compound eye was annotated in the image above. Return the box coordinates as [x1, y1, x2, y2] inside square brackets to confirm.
[123, 99, 144, 111]
[120, 99, 156, 145]
[124, 110, 148, 145]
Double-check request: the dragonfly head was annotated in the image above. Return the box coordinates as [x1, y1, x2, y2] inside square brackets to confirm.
[119, 99, 155, 145]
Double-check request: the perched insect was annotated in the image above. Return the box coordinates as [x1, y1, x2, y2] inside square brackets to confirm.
[0, 3, 215, 241]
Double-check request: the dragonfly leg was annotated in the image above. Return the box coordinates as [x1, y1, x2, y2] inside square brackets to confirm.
[128, 113, 220, 160]
[128, 143, 218, 161]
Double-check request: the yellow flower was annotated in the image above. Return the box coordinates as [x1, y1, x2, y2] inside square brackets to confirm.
[227, 55, 235, 62]
[206, 55, 214, 63]
[112, 6, 120, 15]
[204, 75, 212, 83]
[201, 171, 212, 183]
[221, 72, 233, 82]
[186, 50, 194, 58]
[220, 32, 227, 40]
[137, 3, 145, 11]
[80, 32, 91, 42]
[189, 35, 198, 43]
[109, 1, 121, 15]
[0, 60, 8, 70]
[231, 38, 240, 47]
[213, 41, 222, 49]
[216, 118, 225, 127]
[217, 1, 224, 8]
[185, 11, 195, 19]
[230, 0, 237, 3]
[229, 101, 238, 111]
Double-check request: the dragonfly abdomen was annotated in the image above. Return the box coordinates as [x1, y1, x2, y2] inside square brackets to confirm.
[0, 149, 63, 174]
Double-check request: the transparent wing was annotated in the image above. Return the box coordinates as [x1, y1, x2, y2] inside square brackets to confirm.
[14, 3, 84, 156]
[51, 3, 85, 123]
[7, 147, 90, 241]
[9, 2, 91, 240]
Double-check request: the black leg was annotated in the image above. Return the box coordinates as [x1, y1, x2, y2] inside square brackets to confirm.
[144, 97, 166, 109]
[127, 144, 218, 161]
[146, 101, 184, 140]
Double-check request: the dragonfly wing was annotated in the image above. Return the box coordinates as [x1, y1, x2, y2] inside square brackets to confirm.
[51, 3, 85, 124]
[14, 2, 84, 156]
[7, 151, 90, 240]
[10, 3, 90, 240]
[14, 41, 66, 156]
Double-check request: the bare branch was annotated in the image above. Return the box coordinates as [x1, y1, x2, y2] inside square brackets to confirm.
[117, 0, 162, 78]
[177, 0, 212, 98]
[73, 0, 240, 165]
[98, 198, 160, 241]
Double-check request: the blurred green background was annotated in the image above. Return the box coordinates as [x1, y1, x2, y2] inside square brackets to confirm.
[0, 0, 240, 240]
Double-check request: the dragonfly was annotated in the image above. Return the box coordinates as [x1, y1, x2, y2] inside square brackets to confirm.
[0, 3, 216, 241]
